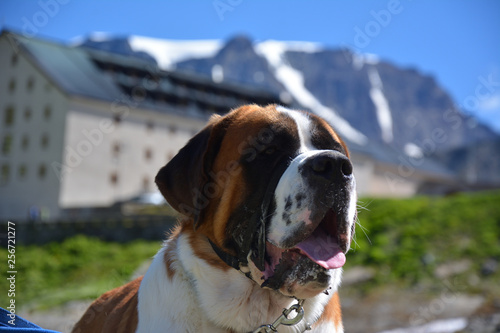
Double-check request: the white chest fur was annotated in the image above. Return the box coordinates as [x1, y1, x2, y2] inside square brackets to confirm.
[137, 232, 340, 333]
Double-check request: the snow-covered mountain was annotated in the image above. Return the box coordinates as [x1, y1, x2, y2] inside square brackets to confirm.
[75, 33, 500, 184]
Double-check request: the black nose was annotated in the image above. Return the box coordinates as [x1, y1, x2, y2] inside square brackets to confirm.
[307, 151, 353, 181]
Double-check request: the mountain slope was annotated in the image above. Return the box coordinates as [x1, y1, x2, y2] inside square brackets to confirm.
[176, 35, 285, 95]
[74, 34, 500, 184]
[254, 40, 368, 145]
[277, 47, 497, 152]
[174, 36, 498, 152]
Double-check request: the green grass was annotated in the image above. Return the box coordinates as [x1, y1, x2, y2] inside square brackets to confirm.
[348, 190, 500, 289]
[1, 235, 160, 309]
[1, 190, 499, 309]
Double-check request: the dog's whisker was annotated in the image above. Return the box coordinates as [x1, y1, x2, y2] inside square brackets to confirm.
[356, 199, 372, 212]
[355, 218, 371, 245]
[351, 236, 361, 250]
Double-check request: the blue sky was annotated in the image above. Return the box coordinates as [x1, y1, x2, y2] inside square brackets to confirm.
[2, 0, 500, 132]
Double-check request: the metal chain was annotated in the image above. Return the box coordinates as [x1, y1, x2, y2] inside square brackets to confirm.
[251, 299, 312, 333]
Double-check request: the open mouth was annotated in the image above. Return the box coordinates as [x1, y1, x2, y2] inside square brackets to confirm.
[263, 208, 349, 280]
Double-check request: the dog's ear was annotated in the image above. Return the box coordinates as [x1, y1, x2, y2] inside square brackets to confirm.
[155, 115, 227, 227]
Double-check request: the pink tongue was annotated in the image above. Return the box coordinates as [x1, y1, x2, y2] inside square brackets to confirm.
[296, 233, 346, 269]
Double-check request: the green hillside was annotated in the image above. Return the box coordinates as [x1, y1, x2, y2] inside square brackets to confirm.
[349, 190, 500, 289]
[1, 236, 160, 309]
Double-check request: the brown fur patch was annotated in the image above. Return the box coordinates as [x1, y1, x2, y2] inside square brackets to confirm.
[72, 277, 142, 333]
[310, 114, 350, 158]
[198, 104, 283, 251]
[313, 291, 342, 329]
[183, 220, 231, 271]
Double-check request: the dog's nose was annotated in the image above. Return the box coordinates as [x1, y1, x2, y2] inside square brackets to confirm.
[307, 151, 353, 182]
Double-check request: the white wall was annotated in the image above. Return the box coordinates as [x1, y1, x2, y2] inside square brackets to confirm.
[351, 154, 375, 196]
[368, 164, 419, 197]
[58, 97, 205, 208]
[0, 37, 67, 221]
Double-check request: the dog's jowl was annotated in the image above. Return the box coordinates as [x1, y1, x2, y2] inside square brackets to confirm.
[73, 104, 357, 333]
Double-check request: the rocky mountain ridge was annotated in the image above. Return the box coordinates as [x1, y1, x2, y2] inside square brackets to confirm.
[78, 34, 500, 186]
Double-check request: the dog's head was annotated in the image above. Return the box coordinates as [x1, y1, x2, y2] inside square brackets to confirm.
[156, 104, 357, 299]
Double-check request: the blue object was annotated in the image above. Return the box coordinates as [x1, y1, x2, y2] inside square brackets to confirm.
[0, 308, 61, 333]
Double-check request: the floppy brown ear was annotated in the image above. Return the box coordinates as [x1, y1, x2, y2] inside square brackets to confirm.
[155, 115, 226, 226]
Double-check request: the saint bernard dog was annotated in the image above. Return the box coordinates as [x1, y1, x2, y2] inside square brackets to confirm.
[73, 104, 357, 333]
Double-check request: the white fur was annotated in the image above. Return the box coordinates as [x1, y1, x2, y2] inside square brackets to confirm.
[269, 109, 357, 253]
[137, 233, 337, 332]
[268, 150, 327, 244]
[269, 107, 358, 299]
[315, 321, 344, 333]
[277, 106, 314, 153]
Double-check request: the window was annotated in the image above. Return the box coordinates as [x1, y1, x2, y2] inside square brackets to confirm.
[38, 164, 47, 180]
[142, 176, 150, 191]
[24, 107, 32, 121]
[41, 133, 49, 149]
[8, 79, 16, 93]
[21, 135, 29, 151]
[43, 105, 52, 120]
[168, 125, 177, 134]
[26, 77, 35, 92]
[112, 142, 121, 156]
[11, 53, 18, 66]
[1, 164, 10, 185]
[4, 105, 14, 126]
[18, 164, 27, 180]
[2, 135, 12, 155]
[110, 172, 119, 185]
[144, 148, 153, 161]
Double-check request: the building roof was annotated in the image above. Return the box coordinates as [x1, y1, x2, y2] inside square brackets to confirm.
[3, 30, 285, 119]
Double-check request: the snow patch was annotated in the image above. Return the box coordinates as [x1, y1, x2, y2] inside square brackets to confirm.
[70, 32, 113, 46]
[352, 52, 380, 70]
[211, 64, 224, 83]
[128, 36, 222, 69]
[368, 67, 393, 143]
[364, 53, 380, 65]
[255, 40, 324, 55]
[88, 31, 114, 42]
[277, 40, 324, 53]
[256, 40, 367, 145]
[404, 143, 424, 159]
